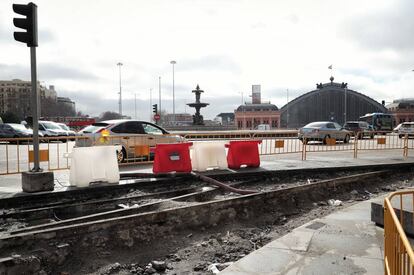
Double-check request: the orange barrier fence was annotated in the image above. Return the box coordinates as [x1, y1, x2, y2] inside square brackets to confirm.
[0, 131, 412, 175]
[0, 136, 87, 175]
[384, 190, 414, 275]
[302, 132, 412, 160]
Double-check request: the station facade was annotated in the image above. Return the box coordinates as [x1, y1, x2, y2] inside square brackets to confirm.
[278, 77, 387, 128]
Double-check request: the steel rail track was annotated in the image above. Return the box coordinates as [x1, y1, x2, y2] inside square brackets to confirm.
[2, 170, 387, 237]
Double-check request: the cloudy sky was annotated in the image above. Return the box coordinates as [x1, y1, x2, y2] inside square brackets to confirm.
[1, 0, 414, 120]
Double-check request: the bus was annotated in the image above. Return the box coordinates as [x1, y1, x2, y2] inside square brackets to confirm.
[358, 113, 394, 133]
[40, 117, 96, 131]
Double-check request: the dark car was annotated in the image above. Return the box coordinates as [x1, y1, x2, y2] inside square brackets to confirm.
[343, 121, 374, 139]
[0, 123, 34, 143]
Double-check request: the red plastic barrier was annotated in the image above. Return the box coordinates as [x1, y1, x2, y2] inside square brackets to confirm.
[225, 140, 262, 169]
[153, 142, 193, 174]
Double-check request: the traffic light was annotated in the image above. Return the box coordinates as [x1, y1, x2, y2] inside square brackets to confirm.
[152, 104, 158, 114]
[13, 2, 38, 47]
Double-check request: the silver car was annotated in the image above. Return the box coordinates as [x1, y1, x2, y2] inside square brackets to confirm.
[298, 121, 351, 144]
[398, 122, 414, 138]
[77, 119, 186, 162]
[57, 123, 77, 140]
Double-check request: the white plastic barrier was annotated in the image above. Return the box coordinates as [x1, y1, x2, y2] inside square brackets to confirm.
[191, 141, 227, 171]
[67, 146, 120, 187]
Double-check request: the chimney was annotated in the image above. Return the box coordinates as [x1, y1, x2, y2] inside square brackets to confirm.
[252, 85, 261, 104]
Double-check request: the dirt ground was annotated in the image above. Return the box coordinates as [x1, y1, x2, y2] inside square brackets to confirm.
[63, 173, 414, 275]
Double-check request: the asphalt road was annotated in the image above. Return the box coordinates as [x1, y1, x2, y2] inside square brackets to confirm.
[0, 134, 412, 175]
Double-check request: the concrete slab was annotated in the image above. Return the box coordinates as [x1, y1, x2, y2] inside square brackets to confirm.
[308, 228, 382, 260]
[220, 246, 306, 274]
[371, 192, 414, 235]
[266, 226, 316, 252]
[293, 254, 383, 275]
[222, 197, 385, 275]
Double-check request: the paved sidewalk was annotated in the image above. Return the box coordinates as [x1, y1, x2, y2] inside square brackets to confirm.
[221, 197, 385, 275]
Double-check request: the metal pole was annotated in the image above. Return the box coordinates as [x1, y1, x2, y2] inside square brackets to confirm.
[149, 88, 152, 121]
[30, 46, 40, 172]
[170, 60, 176, 125]
[117, 62, 123, 116]
[286, 88, 289, 129]
[159, 76, 161, 122]
[134, 93, 137, 119]
[344, 87, 347, 123]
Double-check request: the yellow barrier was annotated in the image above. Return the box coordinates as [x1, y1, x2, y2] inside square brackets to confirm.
[28, 149, 49, 162]
[384, 191, 414, 275]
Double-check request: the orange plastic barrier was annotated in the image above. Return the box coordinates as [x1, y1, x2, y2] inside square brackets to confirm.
[153, 142, 193, 174]
[225, 140, 262, 169]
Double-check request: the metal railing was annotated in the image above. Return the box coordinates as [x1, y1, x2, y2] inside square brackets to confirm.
[384, 190, 414, 275]
[0, 136, 88, 175]
[301, 132, 412, 160]
[0, 131, 412, 175]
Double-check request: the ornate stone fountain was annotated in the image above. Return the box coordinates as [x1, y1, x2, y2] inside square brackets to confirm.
[187, 85, 209, 125]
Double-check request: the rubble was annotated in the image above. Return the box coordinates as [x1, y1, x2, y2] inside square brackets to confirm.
[328, 199, 342, 206]
[150, 260, 167, 272]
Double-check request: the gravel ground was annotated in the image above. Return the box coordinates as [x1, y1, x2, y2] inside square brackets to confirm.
[64, 172, 414, 275]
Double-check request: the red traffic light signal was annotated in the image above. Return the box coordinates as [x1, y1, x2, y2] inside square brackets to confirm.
[13, 2, 38, 47]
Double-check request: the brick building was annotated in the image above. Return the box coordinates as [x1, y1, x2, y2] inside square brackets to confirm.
[234, 85, 280, 129]
[234, 103, 280, 129]
[386, 99, 414, 123]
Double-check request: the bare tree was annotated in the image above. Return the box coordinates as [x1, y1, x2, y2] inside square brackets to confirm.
[99, 111, 122, 121]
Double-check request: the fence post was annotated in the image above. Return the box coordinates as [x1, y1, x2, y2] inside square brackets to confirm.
[301, 139, 307, 160]
[403, 134, 408, 157]
[353, 133, 358, 158]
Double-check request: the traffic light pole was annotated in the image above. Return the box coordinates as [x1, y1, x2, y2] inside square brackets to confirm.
[14, 2, 53, 192]
[30, 46, 40, 172]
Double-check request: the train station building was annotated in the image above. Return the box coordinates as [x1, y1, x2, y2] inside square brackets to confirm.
[278, 77, 387, 128]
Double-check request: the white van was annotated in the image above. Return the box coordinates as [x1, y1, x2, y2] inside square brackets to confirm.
[257, 124, 271, 130]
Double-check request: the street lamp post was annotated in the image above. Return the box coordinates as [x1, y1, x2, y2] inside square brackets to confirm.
[117, 62, 123, 116]
[159, 76, 162, 122]
[344, 87, 347, 123]
[134, 93, 137, 119]
[286, 89, 289, 129]
[149, 88, 152, 121]
[170, 60, 176, 125]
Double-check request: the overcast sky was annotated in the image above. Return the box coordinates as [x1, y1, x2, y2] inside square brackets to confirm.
[1, 0, 414, 120]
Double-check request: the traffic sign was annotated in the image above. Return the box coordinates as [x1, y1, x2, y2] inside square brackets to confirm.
[154, 114, 160, 120]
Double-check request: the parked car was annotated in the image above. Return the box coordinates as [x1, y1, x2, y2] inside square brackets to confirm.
[0, 123, 35, 143]
[57, 123, 77, 141]
[256, 124, 271, 130]
[343, 121, 374, 139]
[393, 123, 403, 132]
[77, 120, 186, 162]
[298, 121, 351, 144]
[39, 121, 69, 142]
[398, 122, 414, 138]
